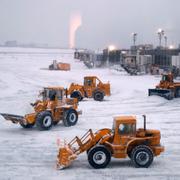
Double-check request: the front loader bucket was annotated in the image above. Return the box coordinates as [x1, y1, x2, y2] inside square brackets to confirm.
[56, 145, 77, 170]
[56, 129, 96, 170]
[148, 89, 174, 100]
[0, 113, 24, 124]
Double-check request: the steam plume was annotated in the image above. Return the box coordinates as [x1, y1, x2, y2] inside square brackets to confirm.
[69, 12, 82, 49]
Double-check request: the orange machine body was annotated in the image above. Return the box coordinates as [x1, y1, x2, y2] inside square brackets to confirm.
[57, 115, 164, 169]
[1, 87, 81, 130]
[149, 73, 180, 100]
[67, 76, 110, 101]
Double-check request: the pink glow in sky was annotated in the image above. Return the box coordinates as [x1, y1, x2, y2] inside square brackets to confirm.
[69, 12, 82, 48]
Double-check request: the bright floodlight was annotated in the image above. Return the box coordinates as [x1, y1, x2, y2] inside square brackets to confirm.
[157, 28, 164, 35]
[108, 45, 116, 51]
[157, 28, 162, 33]
[121, 51, 127, 54]
[132, 32, 137, 36]
[169, 45, 174, 49]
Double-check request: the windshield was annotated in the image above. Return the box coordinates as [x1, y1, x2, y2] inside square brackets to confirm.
[84, 79, 92, 86]
[42, 89, 56, 101]
[118, 123, 136, 135]
[42, 89, 63, 101]
[41, 90, 47, 101]
[162, 75, 169, 82]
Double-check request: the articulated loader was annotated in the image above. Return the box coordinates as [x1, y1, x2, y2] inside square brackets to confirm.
[149, 73, 180, 100]
[57, 115, 164, 169]
[1, 87, 81, 130]
[67, 76, 110, 101]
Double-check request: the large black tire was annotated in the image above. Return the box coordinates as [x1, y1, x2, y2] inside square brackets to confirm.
[131, 145, 154, 168]
[93, 91, 104, 101]
[127, 151, 132, 159]
[35, 111, 53, 130]
[175, 88, 180, 98]
[63, 109, 78, 127]
[20, 122, 35, 129]
[49, 64, 53, 70]
[88, 145, 111, 169]
[70, 91, 83, 101]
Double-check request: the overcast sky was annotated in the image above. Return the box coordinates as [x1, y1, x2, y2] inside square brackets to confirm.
[0, 0, 180, 49]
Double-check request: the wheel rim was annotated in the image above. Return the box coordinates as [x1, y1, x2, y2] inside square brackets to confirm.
[136, 151, 149, 166]
[78, 95, 82, 101]
[93, 151, 106, 165]
[69, 113, 76, 123]
[95, 93, 101, 100]
[43, 116, 52, 127]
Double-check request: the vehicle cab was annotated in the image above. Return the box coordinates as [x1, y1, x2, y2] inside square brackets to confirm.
[112, 116, 136, 145]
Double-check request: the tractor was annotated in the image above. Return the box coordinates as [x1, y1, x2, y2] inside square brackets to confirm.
[0, 87, 82, 130]
[67, 76, 110, 101]
[57, 115, 164, 169]
[149, 73, 180, 100]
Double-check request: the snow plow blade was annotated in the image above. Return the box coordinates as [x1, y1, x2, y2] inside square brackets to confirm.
[56, 145, 77, 170]
[148, 89, 174, 100]
[0, 113, 24, 124]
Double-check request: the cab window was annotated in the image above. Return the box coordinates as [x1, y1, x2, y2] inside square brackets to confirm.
[162, 75, 169, 81]
[118, 124, 136, 135]
[56, 90, 63, 100]
[42, 89, 48, 101]
[84, 79, 92, 86]
[48, 90, 56, 101]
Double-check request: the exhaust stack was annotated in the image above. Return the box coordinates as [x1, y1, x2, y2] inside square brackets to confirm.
[143, 115, 146, 131]
[65, 88, 68, 98]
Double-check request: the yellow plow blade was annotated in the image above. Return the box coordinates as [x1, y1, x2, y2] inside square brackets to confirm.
[56, 145, 77, 170]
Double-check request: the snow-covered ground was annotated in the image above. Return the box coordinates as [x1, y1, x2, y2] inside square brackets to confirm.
[0, 47, 180, 180]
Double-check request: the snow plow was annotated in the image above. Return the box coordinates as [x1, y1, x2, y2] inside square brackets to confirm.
[1, 87, 82, 130]
[67, 76, 111, 101]
[149, 73, 180, 100]
[57, 115, 164, 169]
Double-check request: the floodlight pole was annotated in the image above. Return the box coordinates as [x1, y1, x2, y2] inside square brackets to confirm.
[132, 33, 137, 46]
[157, 29, 164, 47]
[164, 36, 167, 48]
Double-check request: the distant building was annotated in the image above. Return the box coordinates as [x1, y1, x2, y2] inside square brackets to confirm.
[131, 44, 153, 51]
[75, 44, 180, 75]
[4, 40, 17, 47]
[172, 53, 180, 68]
[103, 49, 122, 65]
[103, 45, 180, 75]
[140, 48, 180, 68]
[74, 49, 105, 68]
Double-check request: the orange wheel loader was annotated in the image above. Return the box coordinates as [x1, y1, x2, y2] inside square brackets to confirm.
[57, 115, 164, 169]
[67, 76, 111, 101]
[0, 87, 82, 130]
[149, 73, 180, 100]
